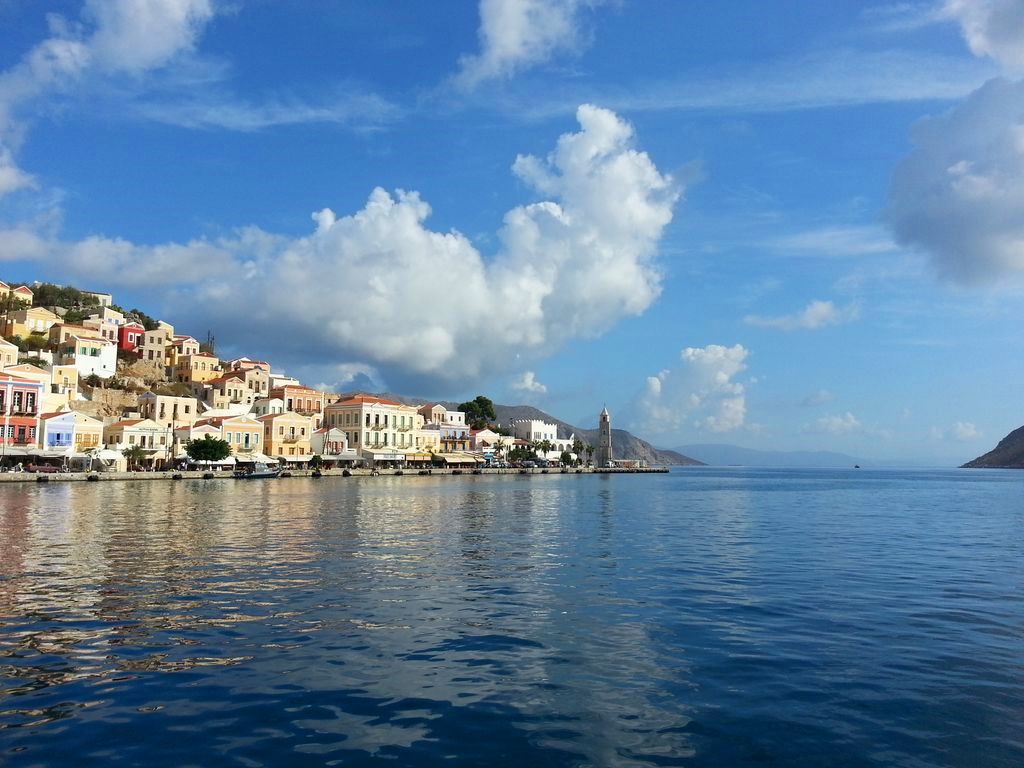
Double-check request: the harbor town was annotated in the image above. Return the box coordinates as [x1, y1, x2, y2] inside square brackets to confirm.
[0, 280, 644, 478]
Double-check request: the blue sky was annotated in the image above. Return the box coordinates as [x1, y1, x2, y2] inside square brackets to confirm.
[1, 0, 1023, 464]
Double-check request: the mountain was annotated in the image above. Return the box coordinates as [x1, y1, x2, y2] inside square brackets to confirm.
[677, 443, 866, 468]
[340, 392, 702, 465]
[962, 425, 1024, 468]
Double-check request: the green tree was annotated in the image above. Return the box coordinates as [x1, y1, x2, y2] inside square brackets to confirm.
[560, 450, 574, 467]
[185, 435, 232, 463]
[310, 454, 324, 470]
[457, 395, 497, 429]
[122, 444, 147, 470]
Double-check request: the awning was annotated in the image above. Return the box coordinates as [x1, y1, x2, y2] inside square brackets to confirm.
[191, 456, 236, 466]
[403, 452, 432, 462]
[438, 452, 485, 465]
[279, 454, 314, 463]
[361, 449, 406, 461]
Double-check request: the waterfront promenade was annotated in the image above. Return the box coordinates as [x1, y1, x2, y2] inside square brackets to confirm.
[0, 466, 669, 483]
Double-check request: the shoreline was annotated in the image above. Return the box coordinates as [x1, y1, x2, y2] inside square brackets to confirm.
[0, 466, 670, 483]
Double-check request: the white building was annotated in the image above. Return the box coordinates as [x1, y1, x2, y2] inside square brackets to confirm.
[57, 335, 116, 379]
[510, 418, 576, 459]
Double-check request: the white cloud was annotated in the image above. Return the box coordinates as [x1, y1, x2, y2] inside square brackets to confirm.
[0, 0, 218, 197]
[770, 225, 899, 258]
[813, 412, 862, 435]
[943, 0, 1024, 72]
[636, 344, 750, 435]
[455, 0, 604, 89]
[0, 227, 51, 260]
[745, 300, 859, 331]
[952, 420, 981, 441]
[23, 105, 678, 384]
[491, 48, 998, 119]
[0, 145, 35, 197]
[83, 0, 214, 74]
[511, 370, 547, 394]
[932, 421, 982, 442]
[888, 77, 1024, 283]
[800, 389, 835, 407]
[134, 90, 401, 131]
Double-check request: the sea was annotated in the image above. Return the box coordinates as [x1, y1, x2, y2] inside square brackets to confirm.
[0, 468, 1021, 767]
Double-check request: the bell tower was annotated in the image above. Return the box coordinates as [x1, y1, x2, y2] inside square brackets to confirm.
[596, 407, 613, 467]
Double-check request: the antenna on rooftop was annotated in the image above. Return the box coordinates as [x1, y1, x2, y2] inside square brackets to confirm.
[205, 330, 216, 354]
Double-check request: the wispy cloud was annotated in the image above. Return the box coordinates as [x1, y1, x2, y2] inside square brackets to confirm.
[769, 225, 899, 258]
[487, 48, 998, 118]
[745, 300, 860, 331]
[134, 90, 402, 131]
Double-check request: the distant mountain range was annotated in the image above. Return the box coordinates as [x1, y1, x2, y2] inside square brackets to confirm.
[677, 443, 866, 468]
[345, 392, 702, 466]
[962, 425, 1024, 468]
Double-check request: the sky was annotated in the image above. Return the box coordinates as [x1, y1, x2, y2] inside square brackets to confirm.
[1, 0, 1023, 464]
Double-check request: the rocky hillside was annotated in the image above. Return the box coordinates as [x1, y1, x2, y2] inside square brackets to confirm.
[962, 425, 1024, 468]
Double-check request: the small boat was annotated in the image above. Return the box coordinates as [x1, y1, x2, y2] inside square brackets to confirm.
[233, 462, 282, 479]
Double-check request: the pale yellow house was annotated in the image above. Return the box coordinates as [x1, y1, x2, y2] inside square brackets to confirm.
[259, 411, 314, 461]
[138, 323, 174, 366]
[138, 392, 201, 431]
[0, 338, 17, 368]
[323, 394, 424, 463]
[82, 316, 120, 344]
[192, 414, 264, 455]
[168, 335, 201, 368]
[2, 307, 60, 339]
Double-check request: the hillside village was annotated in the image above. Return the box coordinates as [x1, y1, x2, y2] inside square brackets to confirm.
[0, 280, 601, 472]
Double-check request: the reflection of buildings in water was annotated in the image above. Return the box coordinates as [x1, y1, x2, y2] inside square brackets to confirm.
[0, 487, 32, 614]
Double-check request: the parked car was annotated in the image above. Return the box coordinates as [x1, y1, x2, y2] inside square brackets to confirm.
[26, 464, 61, 473]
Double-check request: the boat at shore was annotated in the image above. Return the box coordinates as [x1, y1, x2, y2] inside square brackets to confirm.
[233, 462, 282, 479]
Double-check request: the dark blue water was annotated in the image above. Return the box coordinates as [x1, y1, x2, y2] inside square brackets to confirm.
[0, 469, 1021, 767]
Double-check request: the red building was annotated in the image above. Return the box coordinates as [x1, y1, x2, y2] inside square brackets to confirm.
[118, 321, 146, 353]
[0, 373, 43, 447]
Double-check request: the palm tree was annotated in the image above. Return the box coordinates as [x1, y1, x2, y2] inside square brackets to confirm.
[584, 443, 594, 465]
[122, 444, 146, 471]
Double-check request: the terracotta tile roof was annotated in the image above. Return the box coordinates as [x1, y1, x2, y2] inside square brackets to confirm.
[334, 393, 402, 406]
[109, 419, 144, 428]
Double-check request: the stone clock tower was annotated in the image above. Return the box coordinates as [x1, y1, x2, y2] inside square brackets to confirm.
[596, 407, 613, 468]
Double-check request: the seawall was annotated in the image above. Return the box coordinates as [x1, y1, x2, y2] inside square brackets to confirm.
[0, 466, 669, 483]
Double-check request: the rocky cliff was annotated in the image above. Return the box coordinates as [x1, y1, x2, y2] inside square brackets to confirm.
[962, 425, 1024, 468]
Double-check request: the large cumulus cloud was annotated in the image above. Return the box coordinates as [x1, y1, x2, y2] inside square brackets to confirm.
[42, 105, 679, 383]
[887, 78, 1024, 283]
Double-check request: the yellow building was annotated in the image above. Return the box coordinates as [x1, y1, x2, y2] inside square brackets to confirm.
[138, 392, 201, 431]
[192, 414, 264, 455]
[323, 394, 424, 464]
[0, 338, 17, 368]
[176, 352, 222, 385]
[2, 307, 60, 339]
[259, 411, 314, 461]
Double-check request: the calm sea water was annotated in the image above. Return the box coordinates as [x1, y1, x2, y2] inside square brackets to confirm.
[0, 469, 1021, 767]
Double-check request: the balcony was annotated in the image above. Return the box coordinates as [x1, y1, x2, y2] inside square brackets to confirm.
[282, 436, 302, 444]
[397, 425, 412, 431]
[370, 423, 384, 430]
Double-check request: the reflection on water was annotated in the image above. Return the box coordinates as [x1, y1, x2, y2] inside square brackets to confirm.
[1, 470, 1023, 767]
